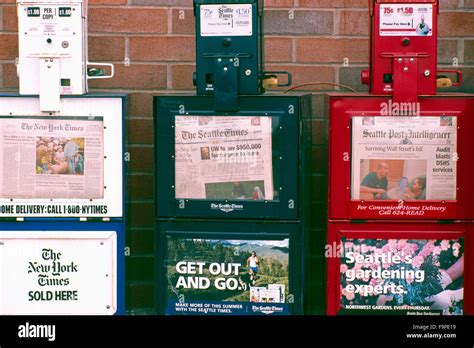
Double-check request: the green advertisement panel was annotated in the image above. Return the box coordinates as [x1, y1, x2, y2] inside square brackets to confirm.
[166, 237, 291, 315]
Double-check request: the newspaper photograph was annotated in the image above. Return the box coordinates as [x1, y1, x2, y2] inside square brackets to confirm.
[351, 116, 457, 201]
[0, 116, 104, 199]
[175, 116, 274, 200]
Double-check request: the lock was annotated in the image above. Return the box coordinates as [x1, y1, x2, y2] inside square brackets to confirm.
[16, 0, 114, 112]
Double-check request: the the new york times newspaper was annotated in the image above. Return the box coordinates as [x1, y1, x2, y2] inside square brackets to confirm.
[351, 116, 457, 201]
[0, 116, 104, 199]
[174, 116, 274, 201]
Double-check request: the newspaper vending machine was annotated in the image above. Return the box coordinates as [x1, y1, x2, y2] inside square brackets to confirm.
[0, 0, 126, 315]
[17, 0, 114, 112]
[154, 0, 315, 315]
[326, 0, 474, 315]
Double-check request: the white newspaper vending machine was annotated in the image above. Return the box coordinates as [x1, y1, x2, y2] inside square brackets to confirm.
[17, 0, 113, 112]
[0, 0, 125, 315]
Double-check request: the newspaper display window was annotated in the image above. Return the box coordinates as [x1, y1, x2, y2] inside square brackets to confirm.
[0, 95, 124, 218]
[174, 115, 279, 202]
[351, 116, 457, 202]
[0, 116, 104, 200]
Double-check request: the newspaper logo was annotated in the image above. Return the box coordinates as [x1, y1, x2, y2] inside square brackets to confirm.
[211, 203, 244, 213]
[218, 6, 233, 20]
[251, 305, 284, 315]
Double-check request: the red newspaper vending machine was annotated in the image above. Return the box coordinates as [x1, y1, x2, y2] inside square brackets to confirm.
[326, 0, 474, 315]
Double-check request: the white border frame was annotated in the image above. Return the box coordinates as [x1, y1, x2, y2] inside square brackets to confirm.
[0, 97, 123, 217]
[0, 231, 117, 315]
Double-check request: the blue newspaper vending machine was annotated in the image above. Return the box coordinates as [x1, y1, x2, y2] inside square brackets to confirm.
[0, 94, 126, 315]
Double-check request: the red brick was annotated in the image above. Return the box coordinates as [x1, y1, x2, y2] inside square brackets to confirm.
[439, 0, 459, 9]
[339, 10, 369, 36]
[129, 36, 195, 62]
[312, 120, 325, 142]
[466, 0, 474, 8]
[439, 12, 474, 37]
[89, 8, 167, 34]
[2, 63, 19, 88]
[171, 64, 196, 90]
[128, 175, 154, 201]
[88, 36, 124, 61]
[466, 40, 474, 63]
[128, 93, 154, 118]
[296, 38, 368, 64]
[129, 202, 154, 227]
[265, 10, 333, 35]
[127, 147, 154, 173]
[339, 66, 369, 92]
[265, 0, 294, 7]
[265, 37, 293, 62]
[0, 34, 18, 60]
[265, 64, 335, 91]
[312, 146, 328, 173]
[89, 0, 127, 4]
[126, 282, 154, 308]
[127, 229, 154, 255]
[131, 0, 189, 5]
[2, 5, 17, 32]
[126, 256, 154, 282]
[310, 93, 326, 117]
[88, 64, 167, 90]
[299, 0, 367, 8]
[171, 9, 195, 35]
[437, 39, 458, 64]
[128, 119, 155, 144]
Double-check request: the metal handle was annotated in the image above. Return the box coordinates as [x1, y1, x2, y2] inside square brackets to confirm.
[437, 69, 462, 87]
[86, 62, 115, 80]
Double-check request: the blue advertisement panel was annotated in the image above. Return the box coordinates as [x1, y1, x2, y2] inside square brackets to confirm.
[165, 237, 291, 315]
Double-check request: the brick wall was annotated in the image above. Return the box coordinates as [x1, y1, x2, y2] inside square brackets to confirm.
[0, 0, 473, 314]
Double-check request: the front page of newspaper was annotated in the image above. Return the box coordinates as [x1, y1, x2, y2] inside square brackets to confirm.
[351, 116, 457, 201]
[0, 116, 104, 199]
[175, 116, 274, 200]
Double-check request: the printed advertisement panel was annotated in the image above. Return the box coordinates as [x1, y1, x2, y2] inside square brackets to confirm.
[340, 238, 464, 315]
[379, 4, 433, 36]
[20, 4, 82, 37]
[351, 116, 457, 202]
[175, 116, 275, 201]
[0, 231, 116, 315]
[166, 237, 290, 315]
[200, 4, 253, 37]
